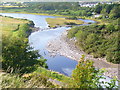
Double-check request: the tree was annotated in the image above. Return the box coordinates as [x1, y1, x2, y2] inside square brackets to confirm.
[71, 55, 118, 88]
[101, 8, 108, 18]
[17, 3, 22, 7]
[94, 3, 102, 14]
[2, 36, 47, 73]
[106, 33, 120, 64]
[109, 6, 120, 19]
[106, 24, 115, 33]
[72, 56, 102, 88]
[87, 12, 92, 16]
[105, 4, 113, 14]
[81, 10, 87, 16]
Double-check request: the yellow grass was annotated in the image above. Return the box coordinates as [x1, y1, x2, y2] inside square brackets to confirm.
[0, 16, 29, 36]
[0, 10, 69, 17]
[0, 6, 26, 7]
[46, 18, 84, 27]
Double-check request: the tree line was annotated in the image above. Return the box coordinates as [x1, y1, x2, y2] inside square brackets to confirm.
[2, 2, 120, 19]
[94, 3, 120, 19]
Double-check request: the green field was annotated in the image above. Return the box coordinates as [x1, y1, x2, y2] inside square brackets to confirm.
[1, 16, 29, 36]
[46, 18, 84, 28]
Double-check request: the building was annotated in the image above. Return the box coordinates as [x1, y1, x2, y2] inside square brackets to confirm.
[79, 1, 113, 7]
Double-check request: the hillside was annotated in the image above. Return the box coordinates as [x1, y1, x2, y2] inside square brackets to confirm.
[1, 16, 29, 36]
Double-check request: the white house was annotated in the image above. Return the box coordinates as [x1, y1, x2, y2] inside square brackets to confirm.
[79, 1, 113, 7]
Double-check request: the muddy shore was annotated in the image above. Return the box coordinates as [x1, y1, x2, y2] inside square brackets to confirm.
[46, 31, 119, 79]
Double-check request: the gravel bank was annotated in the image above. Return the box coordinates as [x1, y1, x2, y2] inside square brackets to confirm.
[46, 31, 119, 79]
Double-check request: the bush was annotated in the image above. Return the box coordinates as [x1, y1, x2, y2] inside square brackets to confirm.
[67, 27, 79, 38]
[71, 56, 118, 88]
[66, 16, 78, 20]
[67, 23, 120, 64]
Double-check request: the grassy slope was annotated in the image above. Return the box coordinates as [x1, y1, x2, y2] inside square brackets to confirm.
[1, 16, 29, 36]
[46, 18, 84, 27]
[35, 67, 72, 84]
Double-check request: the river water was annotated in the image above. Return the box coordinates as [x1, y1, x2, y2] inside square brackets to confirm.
[1, 13, 118, 87]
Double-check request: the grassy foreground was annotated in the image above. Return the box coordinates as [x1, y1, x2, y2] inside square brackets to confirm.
[1, 66, 71, 88]
[46, 18, 84, 28]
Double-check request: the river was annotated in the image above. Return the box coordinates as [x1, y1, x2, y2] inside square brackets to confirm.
[1, 13, 118, 87]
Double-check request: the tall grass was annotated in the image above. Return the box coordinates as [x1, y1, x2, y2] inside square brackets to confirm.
[1, 72, 56, 88]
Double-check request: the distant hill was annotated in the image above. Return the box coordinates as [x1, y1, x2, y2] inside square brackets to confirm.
[0, 0, 119, 2]
[79, 0, 120, 2]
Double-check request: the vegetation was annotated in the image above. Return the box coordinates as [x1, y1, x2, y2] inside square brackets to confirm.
[94, 3, 120, 19]
[1, 2, 120, 20]
[68, 18, 120, 64]
[46, 18, 84, 28]
[1, 2, 93, 17]
[1, 16, 47, 73]
[1, 73, 55, 88]
[66, 16, 78, 20]
[1, 2, 120, 88]
[1, 16, 29, 36]
[1, 16, 61, 88]
[1, 57, 118, 88]
[71, 55, 118, 89]
[72, 56, 100, 88]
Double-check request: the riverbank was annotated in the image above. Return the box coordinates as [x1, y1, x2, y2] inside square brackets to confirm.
[46, 30, 118, 79]
[0, 11, 104, 25]
[0, 10, 70, 17]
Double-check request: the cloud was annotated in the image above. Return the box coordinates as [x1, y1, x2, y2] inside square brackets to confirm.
[62, 67, 74, 76]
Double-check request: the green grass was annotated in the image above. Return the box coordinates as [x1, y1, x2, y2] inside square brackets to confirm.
[46, 18, 84, 28]
[1, 73, 26, 88]
[35, 67, 72, 84]
[1, 16, 29, 36]
[1, 72, 56, 88]
[1, 66, 72, 88]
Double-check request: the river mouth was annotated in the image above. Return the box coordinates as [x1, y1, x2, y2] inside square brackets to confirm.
[1, 13, 118, 86]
